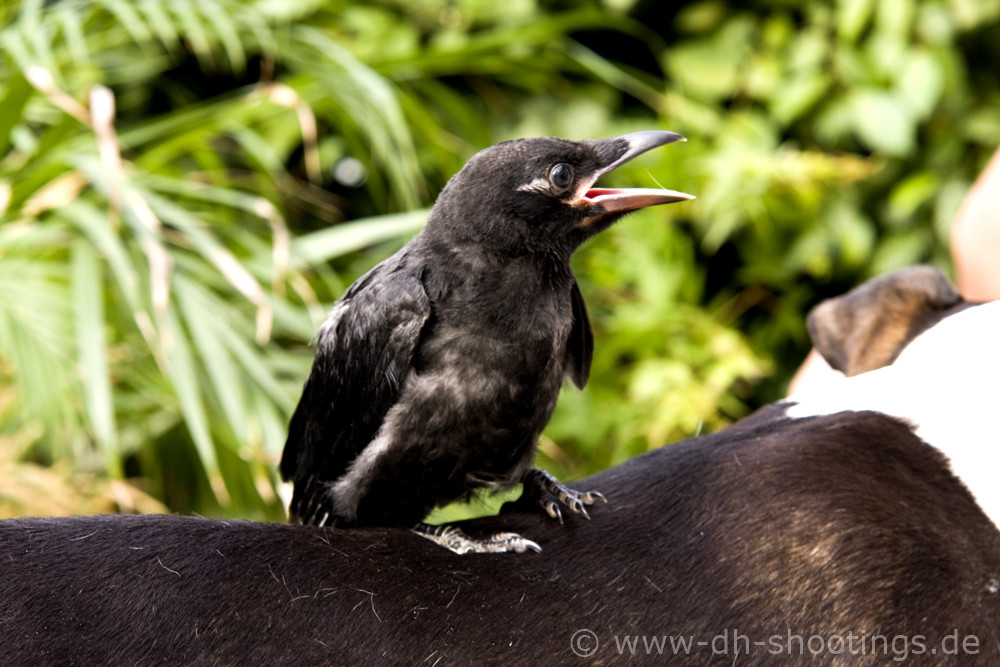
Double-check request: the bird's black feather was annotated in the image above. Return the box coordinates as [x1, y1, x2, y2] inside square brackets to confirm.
[280, 132, 690, 542]
[280, 252, 431, 524]
[564, 280, 594, 389]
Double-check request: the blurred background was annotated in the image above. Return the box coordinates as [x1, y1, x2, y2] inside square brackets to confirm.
[1, 0, 998, 521]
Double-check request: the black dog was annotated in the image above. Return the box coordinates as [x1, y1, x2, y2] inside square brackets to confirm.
[2, 267, 998, 665]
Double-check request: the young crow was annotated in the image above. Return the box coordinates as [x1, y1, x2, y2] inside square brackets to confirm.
[280, 132, 693, 553]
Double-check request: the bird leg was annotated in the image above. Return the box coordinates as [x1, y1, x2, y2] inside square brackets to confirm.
[522, 468, 607, 523]
[412, 523, 542, 555]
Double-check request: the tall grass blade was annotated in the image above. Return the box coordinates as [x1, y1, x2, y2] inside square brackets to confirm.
[71, 238, 123, 478]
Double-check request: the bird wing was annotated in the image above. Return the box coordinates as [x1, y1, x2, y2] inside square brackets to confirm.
[280, 259, 431, 519]
[564, 280, 594, 389]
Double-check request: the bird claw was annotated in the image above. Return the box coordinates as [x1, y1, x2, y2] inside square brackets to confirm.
[412, 523, 541, 555]
[523, 469, 607, 522]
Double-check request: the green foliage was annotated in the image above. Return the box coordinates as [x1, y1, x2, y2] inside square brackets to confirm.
[656, 0, 1000, 400]
[0, 0, 435, 518]
[1, 0, 998, 520]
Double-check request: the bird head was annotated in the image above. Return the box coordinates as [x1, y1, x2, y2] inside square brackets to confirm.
[426, 131, 693, 258]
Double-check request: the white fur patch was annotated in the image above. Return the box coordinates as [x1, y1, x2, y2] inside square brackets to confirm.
[787, 301, 1000, 528]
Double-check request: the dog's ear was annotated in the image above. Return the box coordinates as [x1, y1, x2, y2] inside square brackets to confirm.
[807, 266, 962, 376]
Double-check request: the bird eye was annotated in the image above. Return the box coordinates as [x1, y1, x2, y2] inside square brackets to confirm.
[549, 163, 573, 190]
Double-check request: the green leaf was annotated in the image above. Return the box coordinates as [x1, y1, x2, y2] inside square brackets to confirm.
[212, 313, 299, 414]
[290, 210, 428, 269]
[896, 50, 944, 120]
[102, 0, 155, 47]
[850, 89, 914, 156]
[0, 245, 73, 432]
[875, 0, 915, 39]
[888, 170, 938, 224]
[159, 304, 225, 501]
[869, 229, 932, 276]
[175, 277, 250, 444]
[836, 0, 875, 42]
[71, 238, 122, 478]
[770, 74, 828, 125]
[0, 73, 32, 156]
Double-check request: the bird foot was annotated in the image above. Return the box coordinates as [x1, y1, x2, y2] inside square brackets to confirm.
[522, 468, 607, 523]
[412, 523, 541, 555]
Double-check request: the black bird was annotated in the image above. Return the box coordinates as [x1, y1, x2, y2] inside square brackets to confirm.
[280, 131, 693, 554]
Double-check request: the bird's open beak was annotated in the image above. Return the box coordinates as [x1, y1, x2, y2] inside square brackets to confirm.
[577, 131, 693, 218]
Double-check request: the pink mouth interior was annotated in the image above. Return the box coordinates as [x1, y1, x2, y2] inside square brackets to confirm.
[583, 188, 623, 202]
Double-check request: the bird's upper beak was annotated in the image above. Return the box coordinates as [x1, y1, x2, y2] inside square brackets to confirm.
[576, 131, 693, 222]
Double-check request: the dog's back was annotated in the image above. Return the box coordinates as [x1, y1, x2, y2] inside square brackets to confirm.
[3, 409, 999, 664]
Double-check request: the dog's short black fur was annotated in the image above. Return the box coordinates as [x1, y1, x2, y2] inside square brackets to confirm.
[2, 410, 999, 665]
